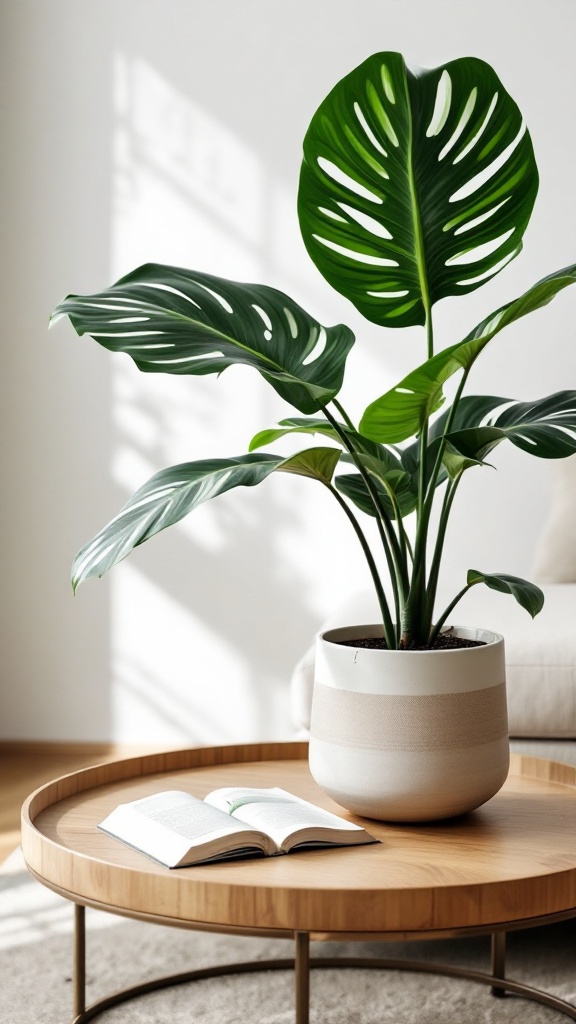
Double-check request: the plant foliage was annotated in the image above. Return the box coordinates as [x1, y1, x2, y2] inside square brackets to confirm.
[52, 51, 576, 648]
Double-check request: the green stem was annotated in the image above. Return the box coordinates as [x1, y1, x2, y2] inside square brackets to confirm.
[412, 369, 471, 643]
[414, 313, 432, 516]
[425, 312, 434, 362]
[424, 368, 470, 513]
[386, 486, 412, 573]
[425, 476, 461, 630]
[324, 405, 405, 575]
[402, 310, 434, 646]
[429, 581, 478, 645]
[326, 483, 396, 649]
[332, 399, 355, 430]
[323, 404, 407, 632]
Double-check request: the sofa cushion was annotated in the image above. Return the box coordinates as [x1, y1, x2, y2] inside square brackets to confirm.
[532, 456, 576, 582]
[291, 584, 576, 739]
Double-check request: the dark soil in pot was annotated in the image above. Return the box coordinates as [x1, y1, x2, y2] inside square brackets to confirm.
[336, 634, 486, 651]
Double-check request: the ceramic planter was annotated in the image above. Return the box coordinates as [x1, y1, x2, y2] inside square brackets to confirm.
[309, 624, 509, 822]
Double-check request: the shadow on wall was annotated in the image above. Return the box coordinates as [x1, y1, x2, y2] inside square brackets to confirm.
[89, 53, 326, 744]
[111, 483, 314, 744]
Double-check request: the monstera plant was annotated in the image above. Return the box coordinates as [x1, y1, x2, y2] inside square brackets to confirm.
[52, 52, 576, 650]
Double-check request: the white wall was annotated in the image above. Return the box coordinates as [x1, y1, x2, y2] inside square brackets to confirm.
[2, 0, 575, 744]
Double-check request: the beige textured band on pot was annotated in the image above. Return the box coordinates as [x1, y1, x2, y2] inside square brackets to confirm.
[310, 681, 508, 752]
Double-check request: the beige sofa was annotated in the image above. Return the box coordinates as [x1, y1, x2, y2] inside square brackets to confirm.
[291, 459, 576, 765]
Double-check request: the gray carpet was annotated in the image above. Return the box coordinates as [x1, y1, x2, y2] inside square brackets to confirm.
[1, 848, 575, 1023]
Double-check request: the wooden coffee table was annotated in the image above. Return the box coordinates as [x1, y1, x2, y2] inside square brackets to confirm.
[21, 741, 576, 1022]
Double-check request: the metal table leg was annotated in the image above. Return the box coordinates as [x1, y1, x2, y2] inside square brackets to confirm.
[491, 931, 506, 997]
[69, 906, 576, 1022]
[295, 931, 310, 1024]
[74, 904, 86, 1019]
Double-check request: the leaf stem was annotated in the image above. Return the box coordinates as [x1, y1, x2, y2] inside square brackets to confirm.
[335, 404, 408, 592]
[429, 580, 478, 645]
[333, 399, 355, 430]
[323, 404, 407, 630]
[425, 476, 461, 627]
[402, 309, 433, 646]
[386, 484, 412, 573]
[326, 483, 396, 648]
[412, 367, 471, 642]
[424, 368, 470, 512]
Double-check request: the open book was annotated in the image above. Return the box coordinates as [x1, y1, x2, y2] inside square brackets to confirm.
[98, 786, 377, 867]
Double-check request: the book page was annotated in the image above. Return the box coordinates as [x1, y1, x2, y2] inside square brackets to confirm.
[204, 787, 372, 851]
[98, 790, 272, 867]
[133, 790, 254, 842]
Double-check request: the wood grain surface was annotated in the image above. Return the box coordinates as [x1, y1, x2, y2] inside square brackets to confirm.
[0, 741, 170, 864]
[21, 743, 576, 936]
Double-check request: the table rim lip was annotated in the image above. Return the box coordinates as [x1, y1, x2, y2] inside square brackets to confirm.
[20, 741, 576, 933]
[23, 863, 576, 941]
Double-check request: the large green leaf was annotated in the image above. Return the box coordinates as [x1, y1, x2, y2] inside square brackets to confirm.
[51, 264, 355, 415]
[71, 448, 345, 590]
[490, 392, 576, 457]
[467, 570, 544, 617]
[71, 454, 282, 591]
[360, 265, 576, 441]
[298, 52, 538, 327]
[445, 391, 576, 464]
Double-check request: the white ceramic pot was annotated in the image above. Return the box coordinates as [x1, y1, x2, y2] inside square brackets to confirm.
[309, 624, 509, 822]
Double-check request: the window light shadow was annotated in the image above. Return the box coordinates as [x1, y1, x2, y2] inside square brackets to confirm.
[106, 54, 334, 744]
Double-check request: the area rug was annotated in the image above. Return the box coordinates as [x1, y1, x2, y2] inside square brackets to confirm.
[2, 847, 576, 1023]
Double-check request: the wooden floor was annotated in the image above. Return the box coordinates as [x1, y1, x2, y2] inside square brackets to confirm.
[0, 742, 164, 865]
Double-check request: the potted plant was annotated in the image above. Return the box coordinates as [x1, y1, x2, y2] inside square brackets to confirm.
[52, 52, 576, 821]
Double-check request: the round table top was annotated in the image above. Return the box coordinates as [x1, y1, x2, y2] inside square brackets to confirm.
[21, 742, 576, 937]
